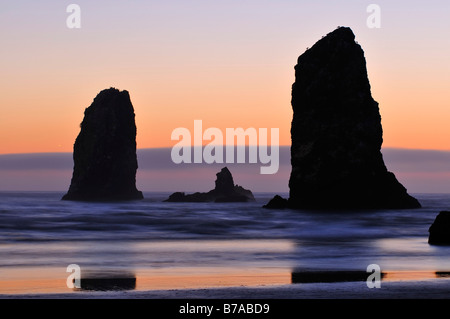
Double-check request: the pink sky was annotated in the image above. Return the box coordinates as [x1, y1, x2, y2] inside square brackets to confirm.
[1, 1, 449, 154]
[0, 1, 449, 193]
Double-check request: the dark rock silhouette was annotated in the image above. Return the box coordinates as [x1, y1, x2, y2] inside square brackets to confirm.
[165, 167, 255, 202]
[263, 195, 288, 209]
[62, 88, 143, 201]
[266, 27, 420, 209]
[428, 211, 450, 245]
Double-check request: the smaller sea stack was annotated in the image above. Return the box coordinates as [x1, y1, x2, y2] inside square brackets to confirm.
[62, 88, 143, 201]
[164, 167, 255, 202]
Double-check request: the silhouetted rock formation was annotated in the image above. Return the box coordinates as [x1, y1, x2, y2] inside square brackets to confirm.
[266, 27, 420, 209]
[428, 211, 450, 245]
[263, 195, 288, 209]
[165, 167, 255, 202]
[62, 88, 143, 201]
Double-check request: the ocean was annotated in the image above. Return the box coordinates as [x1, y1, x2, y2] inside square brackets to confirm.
[1, 192, 450, 295]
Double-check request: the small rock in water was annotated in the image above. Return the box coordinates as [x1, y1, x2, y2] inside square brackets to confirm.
[429, 211, 450, 245]
[263, 195, 288, 209]
[164, 167, 255, 202]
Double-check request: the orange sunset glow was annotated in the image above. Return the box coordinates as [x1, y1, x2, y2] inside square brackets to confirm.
[3, 2, 450, 304]
[1, 2, 450, 155]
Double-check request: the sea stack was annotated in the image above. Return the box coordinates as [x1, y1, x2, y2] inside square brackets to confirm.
[62, 88, 143, 201]
[280, 27, 420, 209]
[164, 167, 255, 202]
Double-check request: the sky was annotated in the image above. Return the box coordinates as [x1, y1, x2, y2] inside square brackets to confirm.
[1, 147, 450, 193]
[0, 1, 449, 192]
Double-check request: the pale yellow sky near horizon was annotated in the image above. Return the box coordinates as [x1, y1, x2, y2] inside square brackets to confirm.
[1, 1, 449, 155]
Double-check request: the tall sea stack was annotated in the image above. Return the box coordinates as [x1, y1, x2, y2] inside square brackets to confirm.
[287, 27, 420, 209]
[62, 88, 143, 201]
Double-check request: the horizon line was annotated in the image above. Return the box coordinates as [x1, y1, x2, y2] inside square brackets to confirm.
[2, 146, 450, 156]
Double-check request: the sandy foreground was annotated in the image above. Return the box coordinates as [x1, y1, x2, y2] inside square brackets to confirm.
[2, 279, 450, 299]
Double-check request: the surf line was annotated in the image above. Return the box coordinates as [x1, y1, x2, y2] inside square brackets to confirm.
[171, 120, 279, 174]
